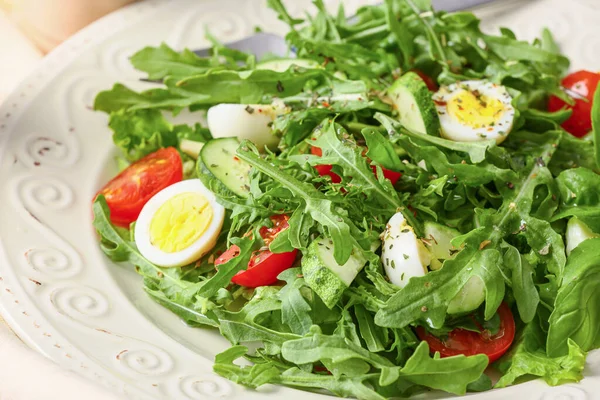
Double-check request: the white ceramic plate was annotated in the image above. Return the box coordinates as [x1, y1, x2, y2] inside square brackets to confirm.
[0, 0, 599, 399]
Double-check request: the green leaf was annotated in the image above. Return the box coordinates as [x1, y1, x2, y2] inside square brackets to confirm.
[354, 304, 387, 352]
[236, 140, 361, 265]
[553, 167, 600, 231]
[214, 300, 300, 347]
[130, 43, 215, 80]
[503, 244, 539, 323]
[395, 342, 488, 395]
[547, 238, 600, 356]
[278, 268, 313, 336]
[496, 322, 586, 388]
[281, 331, 394, 368]
[94, 83, 188, 113]
[93, 197, 182, 286]
[484, 35, 569, 65]
[375, 113, 494, 164]
[105, 109, 176, 162]
[362, 127, 403, 171]
[375, 247, 504, 329]
[278, 368, 387, 400]
[214, 346, 281, 389]
[383, 0, 414, 69]
[196, 236, 254, 298]
[166, 68, 327, 105]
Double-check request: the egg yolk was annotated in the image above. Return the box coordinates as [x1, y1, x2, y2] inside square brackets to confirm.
[447, 89, 505, 128]
[149, 192, 213, 253]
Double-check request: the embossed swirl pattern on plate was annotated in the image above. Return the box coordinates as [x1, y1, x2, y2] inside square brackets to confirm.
[17, 134, 76, 169]
[15, 176, 74, 210]
[12, 176, 83, 278]
[50, 286, 110, 319]
[25, 248, 81, 279]
[178, 375, 233, 399]
[116, 347, 174, 377]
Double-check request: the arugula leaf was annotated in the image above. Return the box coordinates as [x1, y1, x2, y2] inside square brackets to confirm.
[502, 244, 539, 324]
[383, 0, 414, 70]
[278, 268, 313, 336]
[281, 330, 394, 371]
[130, 43, 218, 80]
[278, 369, 387, 400]
[354, 304, 387, 353]
[236, 140, 360, 264]
[496, 322, 586, 388]
[214, 296, 300, 347]
[362, 128, 403, 171]
[214, 346, 282, 389]
[165, 68, 327, 105]
[290, 120, 418, 231]
[93, 196, 178, 282]
[196, 237, 254, 298]
[392, 342, 487, 395]
[94, 83, 189, 113]
[281, 330, 487, 395]
[553, 167, 600, 231]
[375, 113, 495, 164]
[547, 238, 600, 356]
[375, 246, 504, 329]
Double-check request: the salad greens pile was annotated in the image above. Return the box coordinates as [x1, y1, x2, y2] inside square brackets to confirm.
[92, 0, 600, 398]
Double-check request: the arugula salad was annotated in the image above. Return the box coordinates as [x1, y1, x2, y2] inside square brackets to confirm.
[91, 0, 600, 398]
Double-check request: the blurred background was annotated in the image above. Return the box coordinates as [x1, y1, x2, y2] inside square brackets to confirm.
[0, 0, 137, 102]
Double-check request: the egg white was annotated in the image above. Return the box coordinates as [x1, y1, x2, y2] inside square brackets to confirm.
[381, 212, 432, 288]
[134, 179, 225, 268]
[207, 103, 288, 150]
[432, 80, 515, 144]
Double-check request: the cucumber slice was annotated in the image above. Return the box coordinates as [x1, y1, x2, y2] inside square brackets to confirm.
[423, 221, 460, 271]
[256, 58, 321, 72]
[197, 138, 251, 198]
[388, 72, 440, 136]
[566, 217, 600, 255]
[447, 276, 485, 315]
[422, 222, 484, 314]
[302, 237, 369, 309]
[179, 139, 204, 159]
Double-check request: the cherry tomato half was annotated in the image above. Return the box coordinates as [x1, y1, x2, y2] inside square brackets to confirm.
[95, 147, 183, 227]
[215, 215, 298, 288]
[416, 302, 516, 364]
[548, 70, 600, 137]
[311, 145, 402, 185]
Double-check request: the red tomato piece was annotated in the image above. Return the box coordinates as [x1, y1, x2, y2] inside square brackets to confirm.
[230, 249, 298, 287]
[411, 69, 438, 92]
[95, 147, 183, 227]
[315, 164, 342, 183]
[416, 302, 516, 364]
[215, 215, 298, 288]
[312, 145, 402, 185]
[311, 145, 342, 182]
[371, 165, 403, 185]
[548, 70, 600, 137]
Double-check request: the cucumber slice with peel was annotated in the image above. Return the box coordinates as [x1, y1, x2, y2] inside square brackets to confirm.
[388, 72, 440, 136]
[197, 138, 251, 198]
